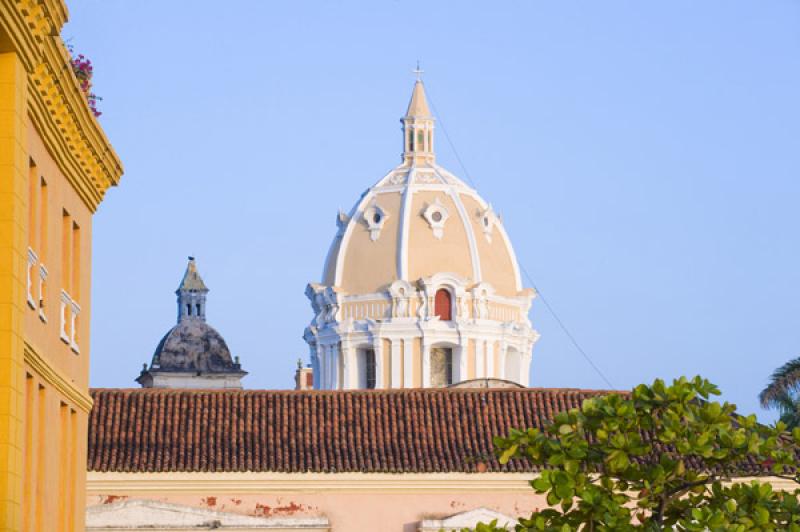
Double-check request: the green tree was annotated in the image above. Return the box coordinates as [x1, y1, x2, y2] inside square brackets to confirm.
[473, 377, 800, 531]
[760, 357, 800, 429]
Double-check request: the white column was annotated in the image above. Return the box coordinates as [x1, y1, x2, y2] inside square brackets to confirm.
[486, 341, 495, 378]
[325, 344, 333, 390]
[326, 344, 333, 390]
[475, 341, 485, 379]
[521, 351, 532, 387]
[403, 338, 413, 388]
[519, 343, 533, 387]
[330, 344, 340, 390]
[498, 344, 507, 380]
[422, 340, 430, 388]
[311, 347, 321, 390]
[374, 337, 384, 389]
[456, 344, 467, 383]
[343, 341, 356, 390]
[318, 345, 327, 389]
[390, 339, 402, 388]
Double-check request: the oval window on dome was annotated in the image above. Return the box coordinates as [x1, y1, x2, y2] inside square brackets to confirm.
[434, 289, 452, 321]
[373, 212, 382, 224]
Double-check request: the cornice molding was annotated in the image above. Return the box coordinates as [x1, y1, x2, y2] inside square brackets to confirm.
[2, 0, 123, 212]
[24, 340, 93, 412]
[86, 472, 799, 495]
[86, 472, 536, 494]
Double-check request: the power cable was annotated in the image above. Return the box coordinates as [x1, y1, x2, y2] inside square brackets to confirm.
[426, 87, 617, 390]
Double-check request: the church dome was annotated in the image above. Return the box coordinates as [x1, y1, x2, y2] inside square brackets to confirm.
[322, 80, 523, 298]
[150, 320, 237, 373]
[137, 258, 246, 389]
[305, 79, 539, 392]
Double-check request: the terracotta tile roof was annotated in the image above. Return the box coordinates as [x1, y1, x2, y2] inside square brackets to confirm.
[88, 387, 613, 473]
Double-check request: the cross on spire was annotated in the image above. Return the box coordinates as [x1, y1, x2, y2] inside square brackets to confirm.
[413, 61, 424, 81]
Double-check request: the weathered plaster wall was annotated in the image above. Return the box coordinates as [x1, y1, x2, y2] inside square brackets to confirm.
[88, 486, 547, 532]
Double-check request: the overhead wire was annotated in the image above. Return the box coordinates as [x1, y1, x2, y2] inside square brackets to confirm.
[426, 87, 617, 390]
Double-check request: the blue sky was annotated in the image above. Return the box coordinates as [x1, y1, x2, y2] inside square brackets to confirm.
[66, 1, 800, 420]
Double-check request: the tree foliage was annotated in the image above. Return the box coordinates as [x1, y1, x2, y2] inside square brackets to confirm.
[760, 357, 800, 429]
[471, 377, 800, 531]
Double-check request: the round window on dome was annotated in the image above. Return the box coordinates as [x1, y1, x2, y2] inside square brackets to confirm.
[431, 211, 443, 223]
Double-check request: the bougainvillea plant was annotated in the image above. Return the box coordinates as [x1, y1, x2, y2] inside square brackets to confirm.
[67, 44, 102, 117]
[467, 376, 800, 531]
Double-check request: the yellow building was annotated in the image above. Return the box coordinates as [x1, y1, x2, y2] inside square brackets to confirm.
[0, 1, 123, 530]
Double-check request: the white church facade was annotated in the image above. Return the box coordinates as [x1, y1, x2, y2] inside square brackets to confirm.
[304, 79, 540, 390]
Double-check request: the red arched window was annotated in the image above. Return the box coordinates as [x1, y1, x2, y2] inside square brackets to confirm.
[434, 289, 452, 321]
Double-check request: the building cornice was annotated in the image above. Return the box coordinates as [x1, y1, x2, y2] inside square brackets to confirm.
[2, 0, 123, 212]
[24, 340, 93, 412]
[86, 472, 800, 495]
[86, 472, 536, 494]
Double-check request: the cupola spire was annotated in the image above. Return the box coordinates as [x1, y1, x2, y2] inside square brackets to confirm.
[176, 256, 209, 322]
[402, 70, 435, 164]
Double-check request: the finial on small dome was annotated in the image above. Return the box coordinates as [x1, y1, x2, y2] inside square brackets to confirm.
[176, 257, 209, 323]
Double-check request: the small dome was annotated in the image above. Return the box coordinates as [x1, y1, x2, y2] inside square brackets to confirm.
[151, 320, 238, 373]
[138, 258, 246, 389]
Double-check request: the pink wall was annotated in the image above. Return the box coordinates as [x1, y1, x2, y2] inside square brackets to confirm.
[88, 490, 549, 531]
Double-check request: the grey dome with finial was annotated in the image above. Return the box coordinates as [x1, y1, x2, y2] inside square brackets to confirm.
[137, 257, 246, 389]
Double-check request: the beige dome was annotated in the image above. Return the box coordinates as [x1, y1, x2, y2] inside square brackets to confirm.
[322, 83, 522, 298]
[306, 80, 538, 392]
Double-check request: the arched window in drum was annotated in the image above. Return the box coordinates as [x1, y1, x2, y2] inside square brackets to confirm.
[434, 289, 452, 321]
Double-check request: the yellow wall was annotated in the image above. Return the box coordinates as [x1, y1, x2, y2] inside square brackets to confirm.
[412, 338, 422, 387]
[0, 2, 123, 531]
[0, 51, 28, 532]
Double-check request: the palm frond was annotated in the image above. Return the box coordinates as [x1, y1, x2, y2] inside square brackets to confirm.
[759, 357, 800, 408]
[776, 394, 800, 429]
[780, 409, 800, 430]
[769, 391, 797, 413]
